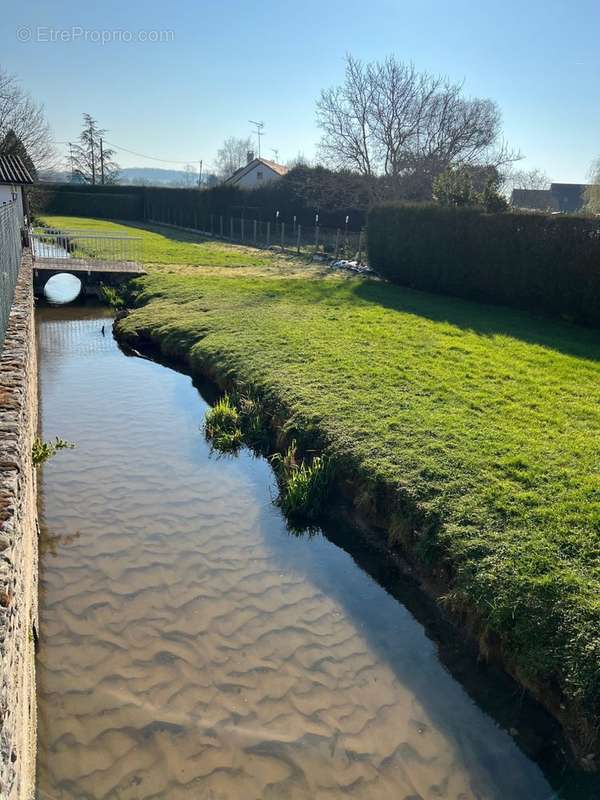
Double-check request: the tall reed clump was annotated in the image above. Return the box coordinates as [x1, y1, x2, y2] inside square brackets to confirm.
[203, 394, 243, 452]
[271, 440, 335, 524]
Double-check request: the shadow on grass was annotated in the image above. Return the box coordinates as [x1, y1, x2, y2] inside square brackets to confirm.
[352, 279, 600, 362]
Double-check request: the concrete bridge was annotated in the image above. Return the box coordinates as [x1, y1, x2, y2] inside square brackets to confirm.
[30, 228, 146, 298]
[33, 259, 146, 297]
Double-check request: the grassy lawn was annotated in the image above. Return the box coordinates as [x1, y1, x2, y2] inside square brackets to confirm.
[39, 215, 325, 276]
[42, 217, 600, 747]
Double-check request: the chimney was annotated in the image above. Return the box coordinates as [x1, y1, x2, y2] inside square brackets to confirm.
[247, 150, 255, 165]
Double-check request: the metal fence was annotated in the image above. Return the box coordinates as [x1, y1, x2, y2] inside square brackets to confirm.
[0, 201, 23, 354]
[31, 228, 143, 268]
[146, 205, 367, 263]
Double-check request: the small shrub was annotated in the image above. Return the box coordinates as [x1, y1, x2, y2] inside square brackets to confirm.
[203, 394, 242, 452]
[271, 440, 334, 523]
[32, 436, 75, 466]
[433, 167, 478, 207]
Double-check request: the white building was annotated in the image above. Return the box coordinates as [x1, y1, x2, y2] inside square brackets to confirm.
[0, 155, 34, 225]
[224, 155, 288, 189]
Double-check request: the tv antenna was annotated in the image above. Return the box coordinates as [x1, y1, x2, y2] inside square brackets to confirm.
[271, 148, 280, 163]
[249, 120, 265, 158]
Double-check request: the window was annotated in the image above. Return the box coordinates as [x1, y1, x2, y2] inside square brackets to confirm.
[256, 171, 263, 181]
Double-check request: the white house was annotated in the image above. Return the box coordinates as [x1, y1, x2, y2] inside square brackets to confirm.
[224, 155, 288, 189]
[0, 155, 34, 225]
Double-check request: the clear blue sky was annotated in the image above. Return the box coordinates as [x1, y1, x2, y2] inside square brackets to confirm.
[1, 0, 599, 181]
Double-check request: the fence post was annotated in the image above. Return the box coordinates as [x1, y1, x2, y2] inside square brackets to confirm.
[241, 218, 245, 241]
[315, 225, 320, 252]
[358, 229, 364, 263]
[267, 221, 271, 248]
[335, 228, 340, 259]
[253, 219, 257, 244]
[281, 222, 285, 250]
[210, 214, 214, 236]
[297, 224, 301, 254]
[219, 216, 224, 237]
[230, 218, 234, 240]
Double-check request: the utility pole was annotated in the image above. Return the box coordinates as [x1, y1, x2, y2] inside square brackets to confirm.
[91, 137, 95, 185]
[100, 137, 105, 185]
[271, 148, 279, 163]
[249, 120, 265, 159]
[68, 142, 74, 179]
[198, 159, 203, 188]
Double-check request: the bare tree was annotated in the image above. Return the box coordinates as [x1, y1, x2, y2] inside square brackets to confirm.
[214, 136, 253, 181]
[0, 66, 55, 171]
[177, 163, 199, 187]
[505, 167, 551, 192]
[286, 152, 310, 169]
[70, 114, 119, 184]
[316, 55, 519, 199]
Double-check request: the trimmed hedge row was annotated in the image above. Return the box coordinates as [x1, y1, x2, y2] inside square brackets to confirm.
[368, 204, 600, 326]
[32, 186, 144, 220]
[31, 181, 366, 230]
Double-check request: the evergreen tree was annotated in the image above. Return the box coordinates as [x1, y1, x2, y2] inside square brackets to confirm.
[70, 114, 119, 184]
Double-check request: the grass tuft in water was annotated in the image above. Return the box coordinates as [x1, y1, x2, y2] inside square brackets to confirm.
[271, 441, 334, 523]
[230, 386, 271, 451]
[99, 284, 126, 310]
[203, 394, 243, 452]
[32, 436, 75, 466]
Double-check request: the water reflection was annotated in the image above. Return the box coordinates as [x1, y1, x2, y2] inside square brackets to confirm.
[35, 306, 586, 799]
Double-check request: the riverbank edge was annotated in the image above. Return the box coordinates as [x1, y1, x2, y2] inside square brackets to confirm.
[0, 249, 39, 800]
[113, 314, 598, 770]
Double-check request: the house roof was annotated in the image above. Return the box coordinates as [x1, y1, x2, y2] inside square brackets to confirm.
[0, 154, 34, 185]
[224, 157, 288, 185]
[511, 189, 559, 212]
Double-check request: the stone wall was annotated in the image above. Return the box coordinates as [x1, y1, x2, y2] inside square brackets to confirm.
[0, 249, 38, 800]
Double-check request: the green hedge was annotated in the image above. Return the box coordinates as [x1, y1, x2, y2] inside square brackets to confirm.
[32, 185, 145, 220]
[368, 204, 600, 326]
[32, 180, 366, 231]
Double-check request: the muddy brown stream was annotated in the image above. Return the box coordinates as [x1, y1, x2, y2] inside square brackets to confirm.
[35, 305, 577, 799]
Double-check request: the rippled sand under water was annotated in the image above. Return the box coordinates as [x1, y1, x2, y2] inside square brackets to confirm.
[36, 308, 555, 799]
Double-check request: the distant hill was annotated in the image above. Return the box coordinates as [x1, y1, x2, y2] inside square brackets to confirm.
[118, 167, 207, 186]
[38, 167, 217, 188]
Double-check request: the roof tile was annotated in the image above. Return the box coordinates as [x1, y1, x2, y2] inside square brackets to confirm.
[0, 155, 34, 185]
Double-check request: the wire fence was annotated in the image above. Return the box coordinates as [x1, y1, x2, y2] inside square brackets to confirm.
[146, 204, 367, 264]
[0, 201, 23, 354]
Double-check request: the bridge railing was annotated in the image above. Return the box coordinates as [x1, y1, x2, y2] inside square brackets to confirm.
[0, 201, 23, 354]
[31, 228, 143, 267]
